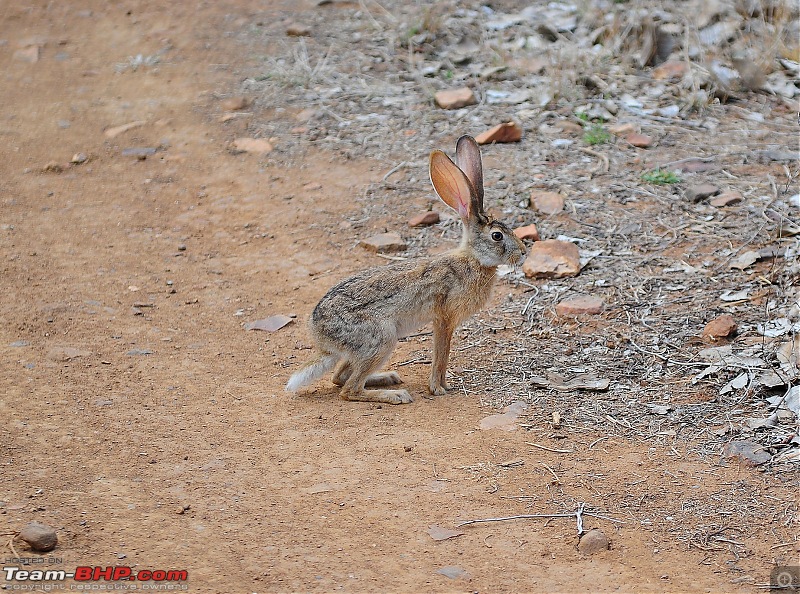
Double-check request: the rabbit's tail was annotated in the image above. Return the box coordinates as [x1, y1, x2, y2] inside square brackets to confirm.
[285, 353, 339, 392]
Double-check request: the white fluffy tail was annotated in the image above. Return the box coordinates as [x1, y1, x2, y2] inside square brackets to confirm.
[285, 354, 339, 392]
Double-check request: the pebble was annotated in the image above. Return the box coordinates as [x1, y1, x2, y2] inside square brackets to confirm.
[295, 108, 317, 122]
[578, 528, 610, 555]
[121, 147, 157, 159]
[676, 159, 716, 173]
[47, 347, 90, 362]
[556, 295, 605, 315]
[702, 314, 737, 340]
[358, 232, 407, 253]
[71, 153, 88, 164]
[436, 566, 470, 580]
[685, 183, 720, 202]
[530, 190, 565, 215]
[522, 239, 580, 279]
[286, 23, 312, 37]
[652, 60, 688, 80]
[554, 120, 583, 135]
[434, 87, 476, 110]
[408, 211, 440, 227]
[609, 122, 636, 136]
[625, 133, 653, 148]
[126, 348, 153, 356]
[513, 224, 540, 242]
[231, 138, 273, 154]
[709, 190, 742, 207]
[474, 121, 522, 144]
[722, 440, 771, 466]
[19, 522, 58, 552]
[220, 96, 249, 111]
[13, 46, 40, 63]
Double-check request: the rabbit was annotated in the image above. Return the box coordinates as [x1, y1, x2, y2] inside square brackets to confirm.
[285, 135, 527, 404]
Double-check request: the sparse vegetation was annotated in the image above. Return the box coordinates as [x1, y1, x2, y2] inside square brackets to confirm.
[583, 124, 611, 145]
[641, 168, 681, 184]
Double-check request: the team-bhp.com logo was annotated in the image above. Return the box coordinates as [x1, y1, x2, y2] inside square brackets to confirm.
[4, 565, 188, 590]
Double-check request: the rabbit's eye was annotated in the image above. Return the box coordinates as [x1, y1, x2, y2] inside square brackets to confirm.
[491, 231, 504, 242]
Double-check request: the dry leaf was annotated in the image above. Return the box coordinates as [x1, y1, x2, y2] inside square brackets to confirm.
[244, 315, 293, 332]
[530, 372, 610, 392]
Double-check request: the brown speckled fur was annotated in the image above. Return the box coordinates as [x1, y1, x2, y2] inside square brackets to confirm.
[286, 136, 527, 404]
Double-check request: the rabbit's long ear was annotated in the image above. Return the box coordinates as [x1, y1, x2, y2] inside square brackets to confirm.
[430, 149, 475, 220]
[455, 135, 484, 211]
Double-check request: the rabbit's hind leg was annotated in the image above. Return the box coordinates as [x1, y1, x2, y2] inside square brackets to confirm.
[339, 350, 412, 405]
[333, 360, 403, 388]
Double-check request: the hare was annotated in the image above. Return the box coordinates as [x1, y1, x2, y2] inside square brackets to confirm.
[285, 135, 527, 404]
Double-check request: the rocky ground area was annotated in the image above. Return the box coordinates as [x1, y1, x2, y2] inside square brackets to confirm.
[1, 0, 798, 592]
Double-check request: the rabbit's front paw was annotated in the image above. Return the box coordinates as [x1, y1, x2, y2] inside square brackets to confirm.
[429, 381, 448, 396]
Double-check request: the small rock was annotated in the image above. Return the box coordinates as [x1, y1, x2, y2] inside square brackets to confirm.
[126, 348, 153, 356]
[286, 23, 312, 37]
[513, 224, 540, 242]
[19, 522, 57, 552]
[47, 347, 90, 362]
[231, 138, 273, 154]
[702, 314, 737, 340]
[625, 133, 653, 148]
[220, 96, 249, 111]
[295, 108, 317, 122]
[676, 159, 716, 173]
[104, 121, 146, 139]
[652, 60, 688, 80]
[303, 182, 322, 191]
[556, 295, 605, 315]
[121, 147, 157, 159]
[71, 153, 88, 164]
[434, 87, 477, 110]
[578, 528, 610, 555]
[42, 162, 64, 173]
[474, 122, 522, 144]
[176, 504, 190, 515]
[554, 120, 584, 135]
[522, 240, 580, 279]
[722, 440, 771, 466]
[359, 232, 407, 253]
[530, 191, 565, 215]
[609, 122, 636, 136]
[709, 190, 742, 207]
[408, 211, 440, 227]
[13, 46, 40, 63]
[437, 566, 470, 580]
[685, 183, 720, 202]
[753, 150, 799, 163]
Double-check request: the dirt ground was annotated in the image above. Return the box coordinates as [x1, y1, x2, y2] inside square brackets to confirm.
[1, 1, 798, 593]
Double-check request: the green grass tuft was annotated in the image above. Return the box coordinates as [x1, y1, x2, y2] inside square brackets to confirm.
[641, 168, 681, 184]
